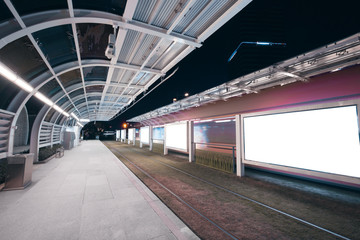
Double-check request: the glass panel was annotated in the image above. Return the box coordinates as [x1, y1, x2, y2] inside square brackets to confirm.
[26, 95, 46, 116]
[74, 98, 86, 106]
[86, 85, 104, 93]
[0, 36, 48, 81]
[0, 75, 21, 110]
[39, 79, 63, 98]
[69, 88, 85, 99]
[32, 25, 77, 68]
[56, 96, 69, 107]
[11, 0, 68, 16]
[83, 66, 108, 82]
[87, 96, 101, 102]
[77, 23, 113, 60]
[0, 2, 14, 23]
[45, 108, 56, 122]
[73, 0, 126, 16]
[58, 69, 82, 88]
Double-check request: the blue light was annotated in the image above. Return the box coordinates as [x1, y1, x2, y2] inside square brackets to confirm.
[256, 42, 271, 45]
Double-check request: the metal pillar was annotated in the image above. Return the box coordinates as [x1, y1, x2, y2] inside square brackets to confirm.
[149, 126, 153, 151]
[139, 128, 143, 148]
[29, 106, 51, 162]
[188, 121, 194, 162]
[164, 125, 168, 155]
[235, 114, 245, 176]
[133, 129, 136, 146]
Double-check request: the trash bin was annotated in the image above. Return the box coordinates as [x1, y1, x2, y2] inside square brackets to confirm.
[4, 153, 34, 190]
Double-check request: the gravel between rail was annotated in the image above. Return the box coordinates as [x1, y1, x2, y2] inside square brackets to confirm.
[103, 141, 360, 240]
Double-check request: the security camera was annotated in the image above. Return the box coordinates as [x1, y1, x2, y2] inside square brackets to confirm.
[105, 33, 116, 59]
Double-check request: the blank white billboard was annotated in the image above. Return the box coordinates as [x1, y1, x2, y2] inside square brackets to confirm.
[128, 128, 134, 141]
[116, 130, 120, 139]
[140, 126, 150, 144]
[121, 130, 126, 140]
[244, 105, 360, 178]
[165, 122, 188, 151]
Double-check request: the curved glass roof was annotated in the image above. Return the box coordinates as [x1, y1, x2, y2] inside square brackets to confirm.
[0, 0, 252, 126]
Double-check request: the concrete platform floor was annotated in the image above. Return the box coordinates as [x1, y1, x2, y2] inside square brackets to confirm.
[0, 140, 198, 240]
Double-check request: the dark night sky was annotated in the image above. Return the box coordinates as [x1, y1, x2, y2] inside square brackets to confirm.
[106, 0, 360, 129]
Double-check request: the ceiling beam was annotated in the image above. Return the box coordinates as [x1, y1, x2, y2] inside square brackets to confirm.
[0, 13, 201, 50]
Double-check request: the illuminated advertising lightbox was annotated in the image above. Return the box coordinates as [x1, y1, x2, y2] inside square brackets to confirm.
[165, 122, 188, 151]
[153, 127, 164, 140]
[116, 130, 120, 139]
[128, 128, 134, 141]
[140, 126, 150, 144]
[243, 105, 360, 178]
[121, 130, 126, 140]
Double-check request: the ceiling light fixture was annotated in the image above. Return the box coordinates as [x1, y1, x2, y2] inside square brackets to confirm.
[35, 92, 53, 106]
[228, 41, 286, 62]
[71, 112, 80, 121]
[0, 62, 71, 119]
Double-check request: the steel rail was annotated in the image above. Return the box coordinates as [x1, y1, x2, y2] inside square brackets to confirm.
[111, 143, 351, 240]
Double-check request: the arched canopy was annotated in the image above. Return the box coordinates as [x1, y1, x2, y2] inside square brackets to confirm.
[0, 0, 253, 126]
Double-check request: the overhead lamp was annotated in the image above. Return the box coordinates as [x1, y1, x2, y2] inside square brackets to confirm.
[184, 92, 189, 97]
[80, 118, 90, 122]
[0, 62, 34, 92]
[53, 105, 64, 114]
[0, 62, 71, 119]
[13, 78, 34, 92]
[77, 122, 84, 128]
[228, 41, 286, 62]
[35, 92, 53, 106]
[71, 112, 80, 121]
[215, 119, 232, 123]
[63, 111, 70, 117]
[173, 98, 177, 102]
[0, 62, 17, 81]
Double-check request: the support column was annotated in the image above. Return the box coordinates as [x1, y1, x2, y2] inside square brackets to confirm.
[188, 121, 194, 162]
[164, 125, 168, 155]
[235, 114, 245, 176]
[30, 106, 51, 162]
[149, 126, 153, 151]
[140, 128, 143, 148]
[133, 129, 136, 146]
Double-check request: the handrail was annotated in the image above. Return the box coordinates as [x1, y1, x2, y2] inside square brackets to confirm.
[0, 109, 15, 115]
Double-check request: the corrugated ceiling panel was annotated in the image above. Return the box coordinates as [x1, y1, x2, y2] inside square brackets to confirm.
[133, 0, 157, 23]
[144, 38, 173, 68]
[131, 72, 147, 85]
[138, 73, 154, 85]
[131, 34, 158, 66]
[185, 0, 235, 37]
[153, 43, 187, 69]
[110, 68, 124, 83]
[119, 70, 136, 84]
[117, 30, 141, 63]
[152, 1, 179, 29]
[172, 0, 209, 34]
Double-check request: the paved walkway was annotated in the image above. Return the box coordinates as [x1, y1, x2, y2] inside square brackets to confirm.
[0, 140, 198, 240]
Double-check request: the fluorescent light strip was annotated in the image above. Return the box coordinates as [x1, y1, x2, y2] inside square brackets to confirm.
[71, 112, 80, 121]
[0, 62, 17, 81]
[35, 92, 53, 106]
[79, 118, 90, 122]
[215, 119, 232, 123]
[0, 62, 70, 119]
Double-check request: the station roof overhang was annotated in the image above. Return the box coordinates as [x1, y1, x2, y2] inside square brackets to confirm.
[0, 0, 252, 126]
[128, 33, 360, 125]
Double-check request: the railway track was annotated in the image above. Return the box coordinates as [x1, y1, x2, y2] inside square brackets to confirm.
[106, 142, 351, 240]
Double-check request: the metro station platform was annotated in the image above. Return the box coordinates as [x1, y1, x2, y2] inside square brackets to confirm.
[0, 141, 198, 240]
